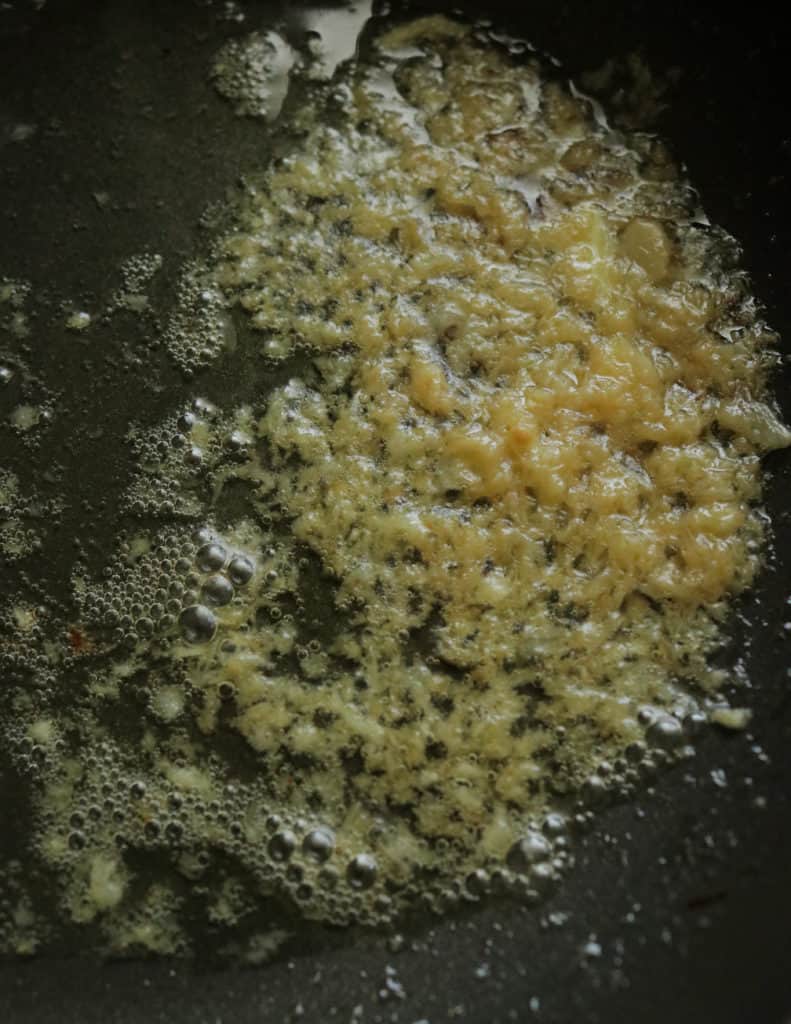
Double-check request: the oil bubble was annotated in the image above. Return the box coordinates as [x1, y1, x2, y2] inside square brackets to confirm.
[302, 826, 335, 862]
[286, 863, 303, 883]
[464, 868, 489, 896]
[226, 430, 250, 452]
[647, 714, 684, 747]
[506, 831, 551, 872]
[202, 574, 234, 606]
[165, 821, 184, 843]
[196, 543, 228, 573]
[68, 831, 86, 850]
[346, 853, 377, 890]
[178, 605, 217, 644]
[543, 812, 567, 835]
[318, 866, 339, 890]
[268, 830, 297, 862]
[228, 554, 255, 585]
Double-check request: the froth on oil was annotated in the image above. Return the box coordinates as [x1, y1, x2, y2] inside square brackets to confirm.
[0, 13, 789, 956]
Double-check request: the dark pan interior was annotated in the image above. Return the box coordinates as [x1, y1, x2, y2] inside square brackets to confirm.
[0, 1, 790, 1022]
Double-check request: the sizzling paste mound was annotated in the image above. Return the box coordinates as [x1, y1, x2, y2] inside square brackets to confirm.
[6, 16, 788, 948]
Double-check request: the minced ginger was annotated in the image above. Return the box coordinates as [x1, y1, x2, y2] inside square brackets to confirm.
[168, 17, 788, 899]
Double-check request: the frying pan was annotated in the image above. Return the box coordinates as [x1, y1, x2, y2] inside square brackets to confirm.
[1, 1, 790, 1021]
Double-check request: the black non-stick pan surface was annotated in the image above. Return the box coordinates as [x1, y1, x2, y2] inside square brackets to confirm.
[1, 1, 790, 1022]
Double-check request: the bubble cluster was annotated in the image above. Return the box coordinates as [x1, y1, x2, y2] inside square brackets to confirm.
[0, 277, 31, 338]
[35, 514, 563, 931]
[0, 469, 61, 563]
[73, 520, 260, 656]
[210, 29, 298, 120]
[107, 251, 163, 316]
[162, 265, 236, 372]
[124, 398, 257, 519]
[0, 604, 57, 692]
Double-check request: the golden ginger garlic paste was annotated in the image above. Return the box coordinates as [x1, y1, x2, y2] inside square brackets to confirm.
[2, 15, 789, 952]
